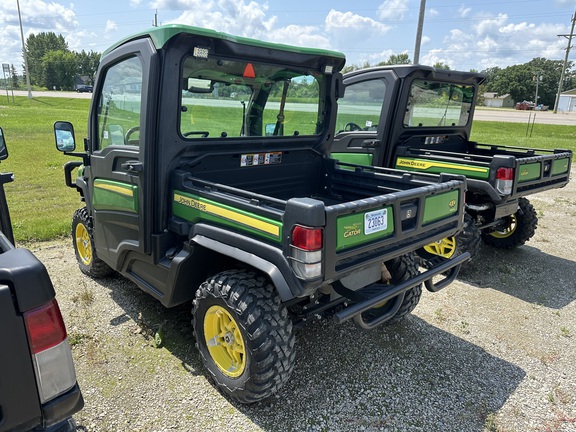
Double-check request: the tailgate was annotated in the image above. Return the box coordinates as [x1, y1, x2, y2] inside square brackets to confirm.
[513, 150, 572, 195]
[322, 160, 466, 281]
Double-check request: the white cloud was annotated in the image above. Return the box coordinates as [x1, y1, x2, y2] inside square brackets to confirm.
[268, 25, 331, 50]
[458, 6, 471, 18]
[161, 0, 276, 39]
[325, 10, 391, 33]
[428, 9, 439, 18]
[377, 0, 409, 21]
[473, 13, 508, 36]
[105, 20, 118, 34]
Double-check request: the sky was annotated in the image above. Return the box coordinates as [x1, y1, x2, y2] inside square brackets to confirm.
[0, 0, 575, 75]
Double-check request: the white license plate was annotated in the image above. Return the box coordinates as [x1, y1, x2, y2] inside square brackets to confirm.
[364, 208, 387, 235]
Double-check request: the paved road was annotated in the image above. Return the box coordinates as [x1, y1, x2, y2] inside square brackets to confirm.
[10, 90, 576, 125]
[475, 107, 576, 125]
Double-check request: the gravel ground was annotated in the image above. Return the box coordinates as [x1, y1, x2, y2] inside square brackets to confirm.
[29, 168, 575, 432]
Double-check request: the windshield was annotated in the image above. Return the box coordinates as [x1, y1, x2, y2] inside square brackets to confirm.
[403, 79, 475, 127]
[180, 56, 324, 139]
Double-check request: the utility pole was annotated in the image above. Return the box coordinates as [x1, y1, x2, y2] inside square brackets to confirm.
[553, 10, 576, 114]
[16, 0, 32, 98]
[413, 0, 426, 64]
[534, 70, 543, 107]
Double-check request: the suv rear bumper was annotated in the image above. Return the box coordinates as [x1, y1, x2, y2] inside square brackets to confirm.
[41, 384, 84, 430]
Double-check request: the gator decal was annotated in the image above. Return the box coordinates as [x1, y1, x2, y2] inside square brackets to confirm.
[518, 163, 541, 182]
[331, 153, 374, 167]
[336, 206, 394, 251]
[93, 179, 138, 213]
[552, 158, 570, 176]
[173, 191, 282, 242]
[423, 190, 460, 225]
[395, 157, 490, 180]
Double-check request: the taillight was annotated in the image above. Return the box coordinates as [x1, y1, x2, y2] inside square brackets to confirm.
[24, 299, 77, 404]
[496, 167, 514, 195]
[289, 225, 323, 279]
[25, 299, 67, 353]
[292, 225, 322, 251]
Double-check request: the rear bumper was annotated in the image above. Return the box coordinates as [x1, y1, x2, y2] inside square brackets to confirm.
[41, 384, 84, 430]
[333, 252, 470, 329]
[36, 417, 77, 432]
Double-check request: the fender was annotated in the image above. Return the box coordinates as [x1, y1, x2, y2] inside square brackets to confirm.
[189, 223, 307, 302]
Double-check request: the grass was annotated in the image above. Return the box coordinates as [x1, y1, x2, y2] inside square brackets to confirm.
[0, 96, 89, 241]
[0, 96, 574, 242]
[470, 120, 576, 150]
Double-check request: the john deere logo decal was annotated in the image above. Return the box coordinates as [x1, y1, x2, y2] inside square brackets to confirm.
[343, 222, 362, 238]
[449, 199, 457, 208]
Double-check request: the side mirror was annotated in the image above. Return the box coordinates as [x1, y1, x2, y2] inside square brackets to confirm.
[54, 121, 76, 152]
[0, 128, 8, 161]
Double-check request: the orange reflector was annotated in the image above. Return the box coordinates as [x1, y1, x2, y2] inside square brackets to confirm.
[243, 63, 256, 78]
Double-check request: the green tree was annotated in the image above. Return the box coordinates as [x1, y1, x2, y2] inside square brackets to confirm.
[10, 65, 19, 89]
[377, 53, 411, 66]
[432, 61, 451, 70]
[41, 50, 76, 90]
[25, 32, 69, 86]
[75, 50, 100, 85]
[484, 58, 575, 107]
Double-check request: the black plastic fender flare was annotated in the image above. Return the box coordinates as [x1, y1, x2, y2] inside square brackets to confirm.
[190, 233, 295, 302]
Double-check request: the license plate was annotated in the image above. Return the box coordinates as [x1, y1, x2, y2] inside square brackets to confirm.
[364, 208, 387, 235]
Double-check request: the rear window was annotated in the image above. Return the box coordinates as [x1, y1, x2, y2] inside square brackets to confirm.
[179, 56, 324, 139]
[404, 79, 475, 128]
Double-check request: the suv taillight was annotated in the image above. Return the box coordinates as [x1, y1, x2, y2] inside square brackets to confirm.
[289, 225, 323, 279]
[496, 167, 514, 195]
[24, 299, 77, 404]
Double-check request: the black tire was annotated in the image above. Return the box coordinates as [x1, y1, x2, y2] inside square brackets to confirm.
[481, 197, 538, 249]
[361, 253, 422, 325]
[192, 269, 296, 404]
[71, 207, 114, 278]
[417, 213, 481, 264]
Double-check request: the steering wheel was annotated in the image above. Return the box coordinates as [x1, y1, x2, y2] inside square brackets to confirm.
[183, 131, 210, 138]
[125, 127, 140, 146]
[344, 122, 362, 131]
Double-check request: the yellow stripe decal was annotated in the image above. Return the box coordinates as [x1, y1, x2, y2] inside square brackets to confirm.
[94, 182, 134, 197]
[396, 157, 489, 174]
[174, 193, 280, 237]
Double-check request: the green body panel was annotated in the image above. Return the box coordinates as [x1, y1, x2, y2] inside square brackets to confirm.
[517, 163, 541, 182]
[395, 157, 490, 180]
[336, 206, 394, 251]
[552, 158, 570, 176]
[103, 24, 346, 61]
[93, 179, 138, 213]
[172, 190, 283, 243]
[422, 190, 460, 225]
[331, 153, 374, 167]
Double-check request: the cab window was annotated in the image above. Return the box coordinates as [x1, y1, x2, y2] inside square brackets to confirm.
[180, 56, 323, 138]
[403, 80, 474, 127]
[96, 56, 143, 150]
[336, 79, 386, 133]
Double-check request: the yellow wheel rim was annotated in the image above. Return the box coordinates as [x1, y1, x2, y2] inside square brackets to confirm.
[423, 236, 457, 258]
[204, 305, 246, 378]
[490, 215, 517, 238]
[75, 223, 93, 266]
